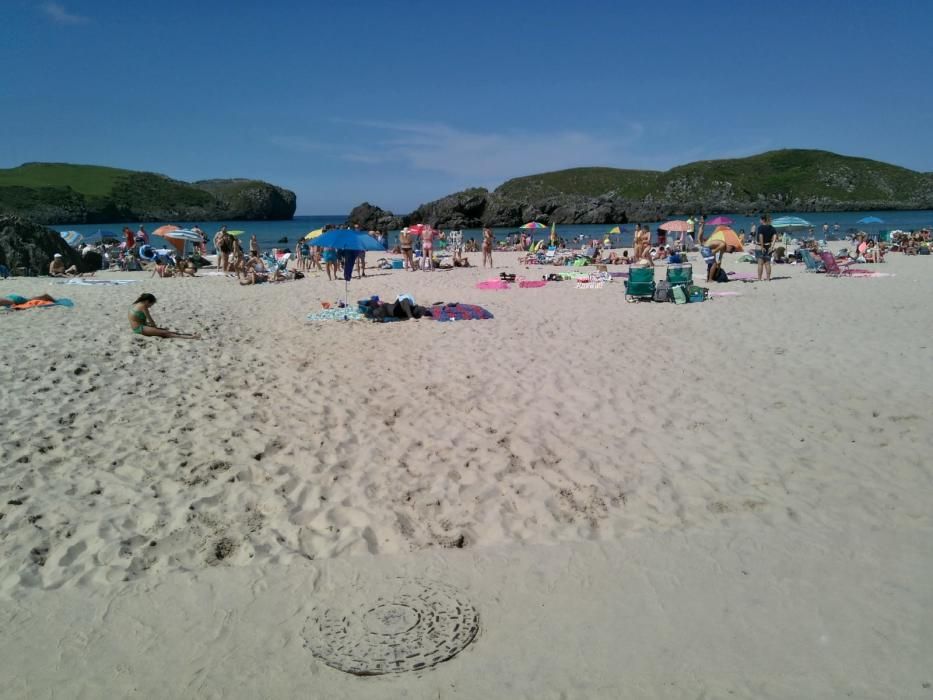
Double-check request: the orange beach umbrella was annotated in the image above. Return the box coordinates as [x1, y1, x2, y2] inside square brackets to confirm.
[706, 226, 744, 252]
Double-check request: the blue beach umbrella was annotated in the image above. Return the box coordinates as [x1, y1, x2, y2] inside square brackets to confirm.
[311, 229, 384, 318]
[60, 230, 83, 247]
[856, 216, 884, 225]
[771, 216, 811, 229]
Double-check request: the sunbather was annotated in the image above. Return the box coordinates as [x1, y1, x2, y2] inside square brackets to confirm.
[128, 293, 200, 339]
[48, 253, 81, 277]
[240, 253, 269, 285]
[1, 294, 57, 307]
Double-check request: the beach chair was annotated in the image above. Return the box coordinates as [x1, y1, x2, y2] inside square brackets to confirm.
[665, 263, 693, 289]
[819, 251, 855, 277]
[801, 249, 825, 272]
[624, 265, 655, 302]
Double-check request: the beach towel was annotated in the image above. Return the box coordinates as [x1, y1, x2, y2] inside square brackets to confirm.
[518, 280, 547, 288]
[8, 298, 74, 310]
[430, 303, 494, 322]
[709, 291, 742, 297]
[306, 307, 366, 322]
[726, 272, 758, 281]
[476, 280, 509, 290]
[57, 279, 139, 286]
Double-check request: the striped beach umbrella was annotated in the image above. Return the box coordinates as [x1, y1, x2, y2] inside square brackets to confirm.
[60, 230, 83, 247]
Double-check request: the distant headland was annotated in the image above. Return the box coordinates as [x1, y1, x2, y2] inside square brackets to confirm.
[0, 162, 297, 224]
[347, 149, 933, 230]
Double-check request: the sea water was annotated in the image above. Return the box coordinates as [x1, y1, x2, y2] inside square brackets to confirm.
[55, 210, 933, 252]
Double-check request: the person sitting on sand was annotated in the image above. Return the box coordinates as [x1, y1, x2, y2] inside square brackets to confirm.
[48, 253, 81, 277]
[128, 293, 200, 339]
[240, 252, 269, 285]
[174, 257, 197, 277]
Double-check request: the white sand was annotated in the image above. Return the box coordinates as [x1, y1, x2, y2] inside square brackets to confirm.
[2, 250, 932, 697]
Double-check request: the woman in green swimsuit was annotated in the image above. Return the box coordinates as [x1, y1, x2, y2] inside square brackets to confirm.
[129, 293, 200, 339]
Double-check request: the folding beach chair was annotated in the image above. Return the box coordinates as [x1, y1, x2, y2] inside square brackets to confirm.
[624, 265, 655, 302]
[801, 250, 825, 272]
[819, 251, 855, 277]
[665, 263, 693, 289]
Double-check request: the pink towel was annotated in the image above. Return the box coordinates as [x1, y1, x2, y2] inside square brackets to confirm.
[476, 279, 510, 290]
[518, 280, 547, 288]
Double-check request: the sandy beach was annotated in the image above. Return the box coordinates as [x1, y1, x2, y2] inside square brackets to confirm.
[2, 249, 932, 698]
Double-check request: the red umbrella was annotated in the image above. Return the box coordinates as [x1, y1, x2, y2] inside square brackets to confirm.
[660, 220, 690, 232]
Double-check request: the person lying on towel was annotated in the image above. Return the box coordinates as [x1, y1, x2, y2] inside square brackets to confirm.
[1, 294, 57, 307]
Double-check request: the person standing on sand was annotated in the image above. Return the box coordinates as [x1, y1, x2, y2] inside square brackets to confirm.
[399, 228, 415, 270]
[217, 226, 233, 272]
[482, 226, 494, 268]
[756, 214, 777, 281]
[249, 233, 260, 258]
[697, 216, 706, 246]
[421, 226, 434, 271]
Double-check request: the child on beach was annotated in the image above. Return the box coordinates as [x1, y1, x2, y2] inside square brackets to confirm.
[128, 293, 200, 339]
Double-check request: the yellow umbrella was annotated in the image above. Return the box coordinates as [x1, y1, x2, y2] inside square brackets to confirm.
[607, 225, 622, 234]
[706, 226, 744, 252]
[304, 228, 325, 240]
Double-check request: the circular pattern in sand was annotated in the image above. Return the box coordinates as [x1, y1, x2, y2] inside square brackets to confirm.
[303, 578, 479, 675]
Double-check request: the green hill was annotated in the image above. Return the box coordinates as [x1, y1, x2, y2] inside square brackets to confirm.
[0, 162, 297, 224]
[495, 150, 933, 213]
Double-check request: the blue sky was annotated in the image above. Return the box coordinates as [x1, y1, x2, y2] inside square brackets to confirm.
[2, 0, 932, 214]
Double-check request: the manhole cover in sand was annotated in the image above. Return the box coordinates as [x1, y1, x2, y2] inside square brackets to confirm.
[303, 578, 479, 675]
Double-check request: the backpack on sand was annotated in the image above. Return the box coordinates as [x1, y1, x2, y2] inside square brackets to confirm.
[653, 280, 672, 303]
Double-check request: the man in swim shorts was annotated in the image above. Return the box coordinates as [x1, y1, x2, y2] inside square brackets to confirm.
[756, 214, 777, 281]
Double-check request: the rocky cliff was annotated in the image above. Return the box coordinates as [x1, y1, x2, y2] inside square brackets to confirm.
[0, 163, 297, 224]
[0, 215, 95, 275]
[347, 150, 933, 229]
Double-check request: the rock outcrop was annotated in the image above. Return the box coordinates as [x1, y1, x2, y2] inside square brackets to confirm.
[346, 202, 406, 231]
[345, 149, 933, 229]
[0, 164, 297, 224]
[0, 215, 91, 275]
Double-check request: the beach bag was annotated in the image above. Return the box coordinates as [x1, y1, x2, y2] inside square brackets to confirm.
[688, 286, 709, 303]
[672, 285, 688, 305]
[714, 266, 729, 283]
[653, 280, 672, 303]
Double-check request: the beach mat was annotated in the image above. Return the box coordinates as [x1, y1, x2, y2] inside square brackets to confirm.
[306, 307, 366, 322]
[431, 303, 494, 322]
[57, 279, 139, 286]
[476, 280, 509, 290]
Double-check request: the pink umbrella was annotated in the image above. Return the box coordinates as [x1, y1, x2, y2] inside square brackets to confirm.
[705, 216, 734, 226]
[660, 220, 690, 232]
[406, 223, 427, 234]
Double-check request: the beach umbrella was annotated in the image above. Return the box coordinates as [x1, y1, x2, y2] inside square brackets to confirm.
[159, 229, 203, 242]
[520, 221, 548, 229]
[856, 216, 884, 225]
[705, 216, 734, 226]
[661, 220, 690, 232]
[304, 228, 325, 240]
[771, 216, 811, 229]
[407, 223, 427, 235]
[60, 230, 83, 247]
[705, 226, 744, 252]
[607, 225, 623, 234]
[311, 229, 385, 318]
[152, 225, 180, 238]
[227, 230, 247, 237]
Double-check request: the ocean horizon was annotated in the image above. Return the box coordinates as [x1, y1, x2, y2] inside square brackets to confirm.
[54, 210, 933, 251]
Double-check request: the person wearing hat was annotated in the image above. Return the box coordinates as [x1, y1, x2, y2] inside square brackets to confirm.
[49, 253, 80, 277]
